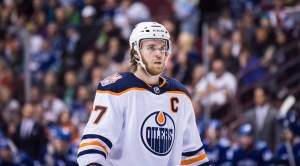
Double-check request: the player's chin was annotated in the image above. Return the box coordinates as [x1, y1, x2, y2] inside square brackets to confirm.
[148, 68, 163, 75]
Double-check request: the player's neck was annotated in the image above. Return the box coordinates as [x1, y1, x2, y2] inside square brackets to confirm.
[134, 69, 160, 86]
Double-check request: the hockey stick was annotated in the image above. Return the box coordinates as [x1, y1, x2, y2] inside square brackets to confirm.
[279, 95, 296, 117]
[279, 95, 296, 166]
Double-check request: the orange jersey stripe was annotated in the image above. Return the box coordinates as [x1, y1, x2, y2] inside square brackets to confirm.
[180, 153, 207, 165]
[97, 88, 190, 101]
[96, 88, 148, 96]
[79, 141, 109, 156]
[165, 91, 191, 101]
[159, 76, 166, 87]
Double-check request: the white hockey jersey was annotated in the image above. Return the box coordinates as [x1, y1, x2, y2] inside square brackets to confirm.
[77, 72, 210, 166]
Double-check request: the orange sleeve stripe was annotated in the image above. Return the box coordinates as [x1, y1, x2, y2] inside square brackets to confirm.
[96, 88, 148, 96]
[79, 141, 109, 156]
[180, 153, 207, 165]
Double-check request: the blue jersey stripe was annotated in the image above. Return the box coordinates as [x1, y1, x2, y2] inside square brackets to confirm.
[182, 146, 204, 157]
[198, 161, 211, 166]
[87, 163, 103, 166]
[78, 149, 107, 159]
[82, 134, 113, 149]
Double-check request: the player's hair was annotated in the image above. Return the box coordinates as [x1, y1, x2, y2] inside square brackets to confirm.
[129, 43, 138, 72]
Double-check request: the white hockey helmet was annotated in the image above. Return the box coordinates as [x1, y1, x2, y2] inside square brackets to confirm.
[129, 22, 172, 53]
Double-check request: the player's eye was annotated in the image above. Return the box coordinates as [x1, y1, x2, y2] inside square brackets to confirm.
[147, 46, 155, 51]
[160, 47, 168, 52]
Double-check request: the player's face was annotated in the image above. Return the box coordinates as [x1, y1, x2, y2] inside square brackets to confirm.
[283, 128, 294, 140]
[239, 135, 253, 149]
[254, 88, 266, 106]
[206, 127, 217, 140]
[139, 39, 169, 75]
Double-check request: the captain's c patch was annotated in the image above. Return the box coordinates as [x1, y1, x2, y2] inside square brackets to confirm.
[101, 73, 122, 86]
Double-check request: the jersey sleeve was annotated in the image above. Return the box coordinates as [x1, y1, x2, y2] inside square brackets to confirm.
[77, 89, 123, 166]
[180, 102, 210, 166]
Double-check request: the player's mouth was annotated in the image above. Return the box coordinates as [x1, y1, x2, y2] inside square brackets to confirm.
[154, 62, 162, 65]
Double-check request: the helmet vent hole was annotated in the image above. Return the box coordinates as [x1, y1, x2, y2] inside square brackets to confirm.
[146, 30, 150, 32]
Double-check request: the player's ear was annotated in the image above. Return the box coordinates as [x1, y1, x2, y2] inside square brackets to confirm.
[132, 50, 139, 60]
[134, 55, 139, 60]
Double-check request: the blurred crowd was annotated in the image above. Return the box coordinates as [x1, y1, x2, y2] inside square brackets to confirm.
[0, 0, 300, 165]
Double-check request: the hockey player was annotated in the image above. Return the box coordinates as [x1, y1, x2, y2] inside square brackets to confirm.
[231, 124, 273, 166]
[77, 22, 210, 166]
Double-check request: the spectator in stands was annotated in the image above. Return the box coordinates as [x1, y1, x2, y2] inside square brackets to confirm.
[71, 85, 91, 113]
[172, 50, 194, 85]
[230, 123, 274, 165]
[89, 66, 104, 93]
[77, 50, 95, 85]
[46, 22, 64, 53]
[203, 120, 231, 165]
[237, 47, 266, 86]
[12, 102, 47, 163]
[32, 104, 46, 126]
[56, 111, 78, 143]
[96, 52, 120, 77]
[217, 10, 234, 36]
[275, 126, 300, 165]
[208, 27, 223, 55]
[196, 59, 237, 120]
[63, 69, 78, 108]
[113, 0, 150, 39]
[54, 7, 68, 36]
[239, 12, 256, 44]
[243, 86, 281, 153]
[219, 40, 239, 74]
[191, 64, 206, 92]
[268, 0, 295, 30]
[0, 138, 17, 165]
[0, 86, 20, 124]
[43, 70, 59, 92]
[173, 0, 200, 36]
[65, 25, 80, 68]
[29, 39, 61, 84]
[231, 30, 245, 58]
[0, 136, 36, 165]
[30, 85, 42, 105]
[47, 127, 78, 166]
[177, 32, 200, 65]
[253, 27, 273, 58]
[95, 19, 116, 52]
[0, 59, 14, 92]
[75, 5, 100, 63]
[105, 36, 126, 64]
[42, 87, 68, 125]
